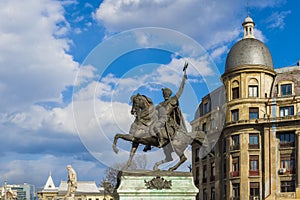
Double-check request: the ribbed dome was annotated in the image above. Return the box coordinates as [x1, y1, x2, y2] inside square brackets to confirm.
[225, 38, 273, 71]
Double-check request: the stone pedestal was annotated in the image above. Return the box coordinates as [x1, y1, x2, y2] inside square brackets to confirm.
[116, 170, 198, 200]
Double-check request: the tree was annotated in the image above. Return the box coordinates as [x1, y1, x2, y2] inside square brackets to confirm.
[100, 154, 148, 199]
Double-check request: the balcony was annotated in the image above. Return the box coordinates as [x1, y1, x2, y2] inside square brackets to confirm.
[230, 171, 240, 177]
[249, 170, 259, 176]
[202, 178, 207, 183]
[279, 168, 295, 175]
[279, 142, 295, 148]
[249, 144, 259, 149]
[210, 176, 215, 182]
[230, 145, 240, 151]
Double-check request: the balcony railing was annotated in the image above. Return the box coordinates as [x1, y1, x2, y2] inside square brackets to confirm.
[230, 145, 240, 151]
[279, 142, 295, 148]
[249, 144, 259, 149]
[230, 171, 240, 177]
[249, 170, 259, 176]
[210, 176, 215, 182]
[202, 178, 207, 183]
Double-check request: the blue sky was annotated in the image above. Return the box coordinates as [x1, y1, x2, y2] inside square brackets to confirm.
[0, 0, 299, 188]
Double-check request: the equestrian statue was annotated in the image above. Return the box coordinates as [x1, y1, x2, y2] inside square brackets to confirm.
[112, 62, 210, 171]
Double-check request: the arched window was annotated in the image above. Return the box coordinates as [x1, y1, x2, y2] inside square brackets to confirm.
[248, 78, 258, 98]
[232, 80, 239, 99]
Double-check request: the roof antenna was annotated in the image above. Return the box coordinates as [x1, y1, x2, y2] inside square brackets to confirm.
[246, 0, 250, 16]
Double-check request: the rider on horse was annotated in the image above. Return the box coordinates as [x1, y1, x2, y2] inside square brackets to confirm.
[145, 62, 188, 150]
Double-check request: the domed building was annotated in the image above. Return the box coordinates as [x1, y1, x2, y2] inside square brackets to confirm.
[191, 16, 300, 200]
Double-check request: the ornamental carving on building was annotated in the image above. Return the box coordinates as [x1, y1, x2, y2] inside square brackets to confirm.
[144, 176, 172, 190]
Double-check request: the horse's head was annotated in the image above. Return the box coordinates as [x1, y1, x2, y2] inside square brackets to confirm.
[130, 94, 153, 115]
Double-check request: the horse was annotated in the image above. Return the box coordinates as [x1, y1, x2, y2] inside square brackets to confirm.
[112, 93, 209, 171]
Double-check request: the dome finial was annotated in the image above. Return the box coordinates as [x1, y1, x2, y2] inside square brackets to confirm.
[242, 16, 255, 39]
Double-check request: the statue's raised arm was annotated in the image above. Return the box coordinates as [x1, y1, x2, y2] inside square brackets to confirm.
[175, 62, 188, 99]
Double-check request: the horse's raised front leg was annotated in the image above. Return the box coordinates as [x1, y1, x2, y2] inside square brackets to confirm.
[168, 154, 187, 171]
[113, 134, 134, 154]
[124, 142, 139, 170]
[153, 144, 173, 171]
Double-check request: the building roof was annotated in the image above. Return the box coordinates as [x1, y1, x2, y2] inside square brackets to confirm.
[43, 174, 56, 190]
[225, 38, 273, 71]
[58, 181, 100, 195]
[225, 16, 273, 71]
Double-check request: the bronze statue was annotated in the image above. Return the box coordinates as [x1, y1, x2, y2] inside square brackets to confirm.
[113, 62, 209, 171]
[149, 62, 188, 149]
[65, 165, 77, 199]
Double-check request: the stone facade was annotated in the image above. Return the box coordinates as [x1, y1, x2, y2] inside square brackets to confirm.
[191, 16, 300, 200]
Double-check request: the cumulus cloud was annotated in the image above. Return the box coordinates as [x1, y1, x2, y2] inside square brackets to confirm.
[0, 0, 290, 187]
[0, 0, 78, 112]
[94, 0, 244, 49]
[0, 153, 105, 187]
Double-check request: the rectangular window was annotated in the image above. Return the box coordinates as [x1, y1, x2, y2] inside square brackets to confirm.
[211, 187, 215, 200]
[280, 155, 295, 173]
[249, 134, 259, 149]
[232, 87, 239, 99]
[203, 165, 207, 183]
[204, 102, 210, 114]
[249, 85, 258, 97]
[281, 181, 295, 192]
[231, 109, 239, 121]
[195, 167, 199, 186]
[277, 132, 295, 147]
[202, 123, 207, 133]
[250, 155, 259, 176]
[231, 135, 240, 150]
[249, 134, 259, 144]
[211, 162, 215, 181]
[280, 106, 294, 117]
[232, 183, 240, 198]
[203, 188, 207, 200]
[231, 157, 239, 177]
[281, 84, 292, 96]
[195, 148, 200, 162]
[250, 182, 260, 199]
[249, 107, 259, 119]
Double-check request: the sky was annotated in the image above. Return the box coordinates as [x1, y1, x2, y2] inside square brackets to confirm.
[0, 0, 299, 189]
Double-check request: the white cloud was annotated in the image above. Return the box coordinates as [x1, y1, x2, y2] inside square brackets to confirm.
[254, 29, 267, 43]
[94, 0, 244, 49]
[0, 0, 78, 111]
[266, 10, 291, 30]
[0, 153, 105, 187]
[94, 0, 287, 64]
